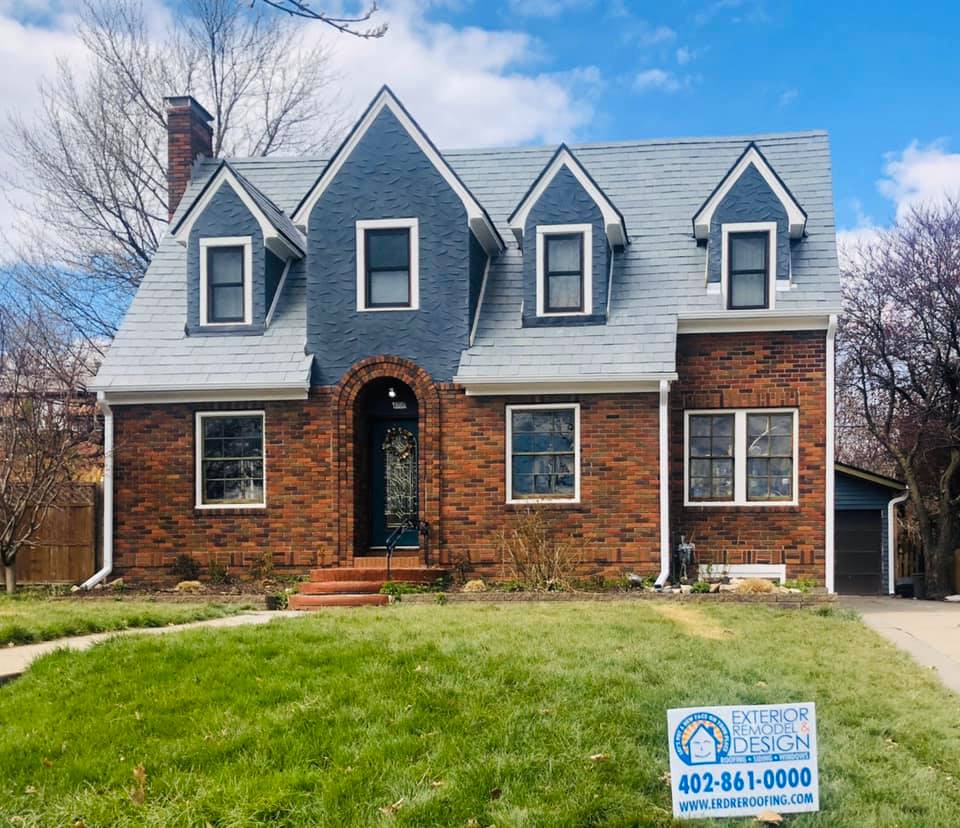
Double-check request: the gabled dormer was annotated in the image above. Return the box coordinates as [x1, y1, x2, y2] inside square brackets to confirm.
[291, 86, 504, 383]
[508, 145, 627, 328]
[171, 161, 305, 335]
[693, 143, 806, 311]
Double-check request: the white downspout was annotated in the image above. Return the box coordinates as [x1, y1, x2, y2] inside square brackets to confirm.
[655, 379, 671, 586]
[887, 489, 909, 595]
[81, 392, 113, 589]
[825, 314, 837, 593]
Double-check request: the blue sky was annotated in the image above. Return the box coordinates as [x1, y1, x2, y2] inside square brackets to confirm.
[1, 0, 958, 245]
[418, 0, 960, 235]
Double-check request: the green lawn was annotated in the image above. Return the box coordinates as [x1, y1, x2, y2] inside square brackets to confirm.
[0, 594, 253, 646]
[1, 602, 958, 827]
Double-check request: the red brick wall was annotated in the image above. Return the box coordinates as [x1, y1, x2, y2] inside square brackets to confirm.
[111, 371, 662, 583]
[670, 331, 828, 583]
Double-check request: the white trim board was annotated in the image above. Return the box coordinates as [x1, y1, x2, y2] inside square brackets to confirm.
[98, 386, 309, 405]
[454, 376, 673, 396]
[194, 410, 267, 510]
[683, 408, 800, 508]
[469, 255, 491, 347]
[172, 166, 303, 260]
[355, 218, 420, 312]
[509, 145, 627, 247]
[535, 224, 593, 317]
[198, 236, 254, 327]
[718, 564, 788, 584]
[693, 144, 806, 240]
[292, 87, 502, 256]
[677, 312, 835, 334]
[505, 402, 581, 505]
[265, 258, 292, 328]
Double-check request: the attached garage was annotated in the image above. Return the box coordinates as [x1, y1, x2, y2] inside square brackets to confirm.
[835, 464, 907, 595]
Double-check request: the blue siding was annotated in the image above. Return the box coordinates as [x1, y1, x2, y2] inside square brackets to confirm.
[187, 184, 266, 335]
[522, 165, 608, 327]
[836, 470, 903, 593]
[305, 106, 470, 384]
[707, 163, 791, 284]
[468, 232, 487, 330]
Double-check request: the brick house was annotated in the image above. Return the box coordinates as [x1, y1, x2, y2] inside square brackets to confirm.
[88, 88, 842, 598]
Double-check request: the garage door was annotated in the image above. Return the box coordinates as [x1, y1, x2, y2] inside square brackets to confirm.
[835, 509, 883, 594]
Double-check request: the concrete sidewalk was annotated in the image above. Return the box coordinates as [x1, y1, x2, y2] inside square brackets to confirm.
[0, 610, 302, 684]
[843, 596, 960, 694]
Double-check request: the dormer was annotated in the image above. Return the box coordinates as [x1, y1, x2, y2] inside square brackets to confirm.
[693, 143, 806, 310]
[508, 145, 627, 328]
[171, 161, 305, 335]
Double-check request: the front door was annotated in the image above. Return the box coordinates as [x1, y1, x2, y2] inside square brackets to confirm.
[370, 418, 419, 549]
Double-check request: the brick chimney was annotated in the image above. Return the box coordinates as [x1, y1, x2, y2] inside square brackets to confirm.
[165, 96, 214, 220]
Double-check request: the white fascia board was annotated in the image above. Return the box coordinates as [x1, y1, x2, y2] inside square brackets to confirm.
[677, 310, 837, 334]
[292, 87, 503, 256]
[509, 147, 627, 247]
[172, 167, 303, 259]
[693, 146, 806, 240]
[97, 384, 309, 405]
[454, 375, 674, 396]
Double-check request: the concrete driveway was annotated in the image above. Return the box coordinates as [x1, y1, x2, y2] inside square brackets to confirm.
[843, 596, 960, 694]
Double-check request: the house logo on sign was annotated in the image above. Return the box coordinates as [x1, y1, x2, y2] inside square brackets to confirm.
[673, 712, 731, 765]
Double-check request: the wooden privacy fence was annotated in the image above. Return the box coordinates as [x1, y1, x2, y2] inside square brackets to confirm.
[14, 483, 99, 583]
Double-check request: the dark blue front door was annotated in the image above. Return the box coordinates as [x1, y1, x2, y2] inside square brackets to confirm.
[370, 418, 419, 549]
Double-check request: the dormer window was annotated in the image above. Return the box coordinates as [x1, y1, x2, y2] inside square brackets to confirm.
[200, 237, 252, 326]
[721, 222, 777, 310]
[356, 218, 419, 311]
[536, 224, 592, 317]
[727, 231, 769, 309]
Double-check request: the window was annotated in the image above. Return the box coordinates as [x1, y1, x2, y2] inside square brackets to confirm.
[199, 237, 253, 326]
[684, 409, 797, 506]
[506, 404, 580, 503]
[727, 232, 769, 309]
[195, 412, 265, 508]
[687, 414, 735, 501]
[746, 413, 794, 501]
[719, 222, 777, 310]
[356, 218, 419, 311]
[535, 224, 592, 316]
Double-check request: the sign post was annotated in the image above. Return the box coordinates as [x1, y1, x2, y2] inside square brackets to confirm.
[667, 702, 820, 820]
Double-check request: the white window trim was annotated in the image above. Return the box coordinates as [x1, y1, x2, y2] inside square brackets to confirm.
[683, 408, 799, 507]
[356, 218, 420, 312]
[195, 410, 267, 510]
[505, 403, 581, 504]
[199, 236, 254, 327]
[535, 224, 593, 317]
[264, 258, 292, 328]
[720, 222, 777, 310]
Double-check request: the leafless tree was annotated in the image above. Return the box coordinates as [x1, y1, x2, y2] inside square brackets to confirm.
[253, 0, 387, 37]
[4, 0, 349, 345]
[0, 301, 100, 594]
[838, 200, 960, 597]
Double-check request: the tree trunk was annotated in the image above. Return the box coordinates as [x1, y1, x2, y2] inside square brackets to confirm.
[3, 563, 15, 595]
[925, 522, 959, 599]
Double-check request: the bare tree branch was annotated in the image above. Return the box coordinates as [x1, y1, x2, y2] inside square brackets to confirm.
[252, 0, 387, 38]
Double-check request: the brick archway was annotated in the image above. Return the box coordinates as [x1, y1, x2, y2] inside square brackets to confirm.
[335, 356, 442, 564]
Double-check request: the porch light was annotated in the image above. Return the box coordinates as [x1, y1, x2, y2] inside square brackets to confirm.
[388, 386, 397, 399]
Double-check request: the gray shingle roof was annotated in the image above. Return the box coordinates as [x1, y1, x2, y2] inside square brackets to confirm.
[91, 132, 840, 395]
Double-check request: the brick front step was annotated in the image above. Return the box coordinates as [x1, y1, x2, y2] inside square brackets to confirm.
[289, 593, 389, 609]
[299, 580, 384, 595]
[307, 567, 445, 584]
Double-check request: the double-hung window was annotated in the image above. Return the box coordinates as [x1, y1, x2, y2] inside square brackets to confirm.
[199, 237, 253, 326]
[536, 225, 592, 316]
[506, 404, 580, 503]
[356, 219, 419, 310]
[195, 412, 265, 508]
[727, 231, 769, 309]
[684, 409, 797, 506]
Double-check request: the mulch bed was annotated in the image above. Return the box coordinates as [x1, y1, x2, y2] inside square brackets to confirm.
[402, 590, 836, 606]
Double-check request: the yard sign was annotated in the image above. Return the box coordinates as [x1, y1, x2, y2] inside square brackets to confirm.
[667, 702, 820, 820]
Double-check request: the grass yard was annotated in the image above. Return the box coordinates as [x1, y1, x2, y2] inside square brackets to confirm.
[0, 594, 254, 646]
[1, 602, 959, 827]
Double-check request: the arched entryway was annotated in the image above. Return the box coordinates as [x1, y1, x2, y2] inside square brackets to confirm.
[354, 378, 420, 552]
[334, 356, 442, 565]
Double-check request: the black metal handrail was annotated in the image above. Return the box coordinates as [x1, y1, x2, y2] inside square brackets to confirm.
[384, 517, 431, 580]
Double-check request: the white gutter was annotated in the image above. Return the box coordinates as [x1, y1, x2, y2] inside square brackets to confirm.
[825, 314, 837, 593]
[887, 489, 909, 595]
[81, 392, 114, 589]
[655, 379, 671, 586]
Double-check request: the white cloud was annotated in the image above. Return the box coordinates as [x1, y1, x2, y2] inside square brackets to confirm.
[676, 46, 694, 65]
[837, 141, 960, 260]
[633, 68, 688, 93]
